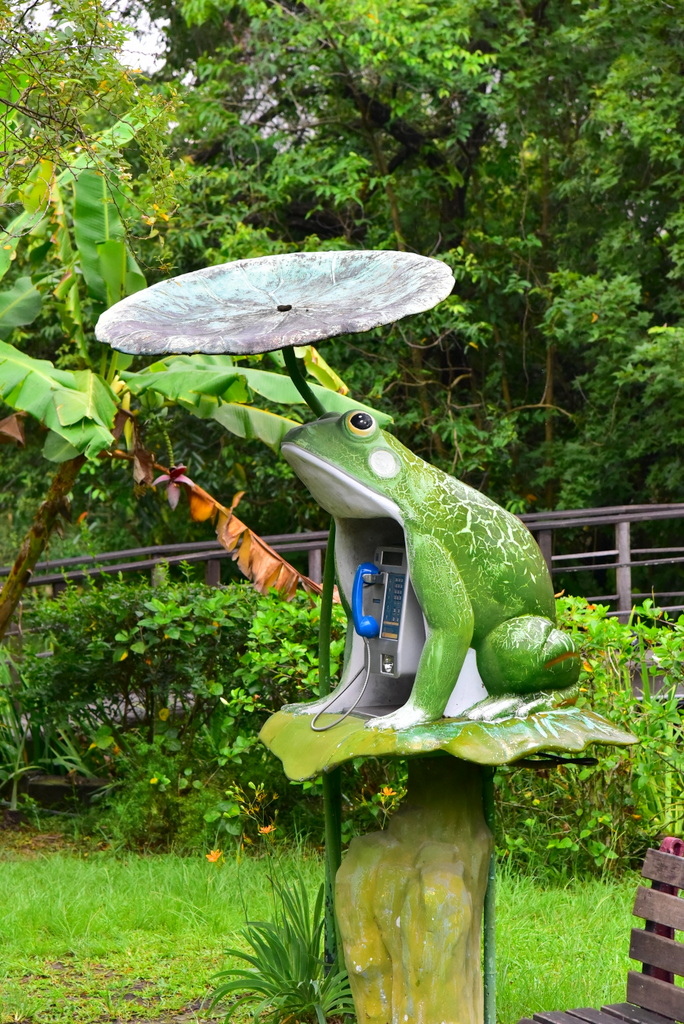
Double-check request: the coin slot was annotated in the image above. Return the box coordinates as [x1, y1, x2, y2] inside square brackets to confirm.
[277, 304, 292, 312]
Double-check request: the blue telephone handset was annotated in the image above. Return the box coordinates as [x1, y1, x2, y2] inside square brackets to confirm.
[352, 562, 381, 638]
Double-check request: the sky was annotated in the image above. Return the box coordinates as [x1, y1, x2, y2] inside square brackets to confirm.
[119, 8, 168, 73]
[26, 0, 167, 73]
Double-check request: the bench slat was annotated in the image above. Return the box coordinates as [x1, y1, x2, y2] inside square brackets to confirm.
[534, 1014, 586, 1024]
[567, 1009, 632, 1024]
[643, 851, 684, 892]
[633, 888, 684, 931]
[627, 971, 684, 1022]
[602, 1004, 676, 1024]
[630, 929, 684, 977]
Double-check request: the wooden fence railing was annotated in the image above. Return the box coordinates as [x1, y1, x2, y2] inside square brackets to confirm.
[2, 504, 683, 622]
[522, 504, 684, 619]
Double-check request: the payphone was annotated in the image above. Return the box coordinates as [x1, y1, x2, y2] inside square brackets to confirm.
[351, 547, 424, 679]
[311, 546, 426, 730]
[310, 540, 488, 730]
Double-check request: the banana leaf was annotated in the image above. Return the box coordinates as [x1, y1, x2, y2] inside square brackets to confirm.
[0, 341, 117, 459]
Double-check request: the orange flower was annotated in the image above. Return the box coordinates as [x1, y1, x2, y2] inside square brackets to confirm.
[206, 849, 223, 863]
[380, 787, 396, 798]
[258, 824, 276, 835]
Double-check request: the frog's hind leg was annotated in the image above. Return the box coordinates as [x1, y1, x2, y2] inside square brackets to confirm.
[476, 615, 580, 697]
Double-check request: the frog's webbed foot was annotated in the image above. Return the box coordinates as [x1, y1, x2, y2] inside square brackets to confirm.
[465, 688, 574, 722]
[282, 693, 332, 715]
[365, 703, 433, 732]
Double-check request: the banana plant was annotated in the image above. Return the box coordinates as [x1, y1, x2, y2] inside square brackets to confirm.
[0, 155, 390, 639]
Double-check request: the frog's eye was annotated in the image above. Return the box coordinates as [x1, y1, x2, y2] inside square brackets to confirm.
[346, 411, 376, 436]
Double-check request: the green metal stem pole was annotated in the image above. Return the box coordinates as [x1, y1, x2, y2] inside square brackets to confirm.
[283, 346, 327, 417]
[281, 347, 341, 964]
[317, 519, 336, 696]
[319, 521, 342, 967]
[322, 765, 342, 966]
[482, 767, 496, 1024]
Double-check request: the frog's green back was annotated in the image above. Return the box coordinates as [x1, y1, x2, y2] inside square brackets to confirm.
[387, 439, 557, 638]
[284, 412, 556, 636]
[282, 410, 579, 728]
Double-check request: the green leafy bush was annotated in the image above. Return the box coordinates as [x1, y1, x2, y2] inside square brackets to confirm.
[17, 578, 684, 874]
[0, 648, 38, 811]
[19, 573, 346, 848]
[496, 598, 684, 878]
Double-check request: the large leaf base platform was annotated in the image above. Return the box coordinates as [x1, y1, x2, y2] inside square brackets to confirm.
[260, 704, 635, 781]
[261, 707, 635, 1024]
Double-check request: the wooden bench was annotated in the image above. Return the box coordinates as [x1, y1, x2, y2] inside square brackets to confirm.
[518, 837, 684, 1024]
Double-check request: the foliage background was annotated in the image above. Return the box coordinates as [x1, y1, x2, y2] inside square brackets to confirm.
[2, 0, 684, 561]
[2, 0, 684, 883]
[4, 578, 682, 878]
[138, 0, 684, 517]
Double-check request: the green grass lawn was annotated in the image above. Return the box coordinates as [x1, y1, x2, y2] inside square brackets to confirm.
[0, 846, 636, 1024]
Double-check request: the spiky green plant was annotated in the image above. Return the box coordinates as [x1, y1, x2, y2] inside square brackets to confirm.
[211, 874, 354, 1024]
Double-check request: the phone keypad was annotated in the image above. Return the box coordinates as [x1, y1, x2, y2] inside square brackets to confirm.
[381, 572, 405, 640]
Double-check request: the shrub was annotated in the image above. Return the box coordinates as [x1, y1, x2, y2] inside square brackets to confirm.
[19, 573, 347, 848]
[496, 598, 684, 877]
[17, 576, 684, 874]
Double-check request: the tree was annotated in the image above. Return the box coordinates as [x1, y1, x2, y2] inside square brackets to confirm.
[0, 0, 177, 631]
[0, 0, 383, 636]
[144, 0, 684, 512]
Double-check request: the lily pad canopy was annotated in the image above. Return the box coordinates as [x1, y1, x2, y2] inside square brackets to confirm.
[95, 250, 455, 355]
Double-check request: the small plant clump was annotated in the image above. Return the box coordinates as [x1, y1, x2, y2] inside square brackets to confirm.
[211, 873, 354, 1024]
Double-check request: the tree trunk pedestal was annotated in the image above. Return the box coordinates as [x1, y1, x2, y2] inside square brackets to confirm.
[336, 757, 493, 1024]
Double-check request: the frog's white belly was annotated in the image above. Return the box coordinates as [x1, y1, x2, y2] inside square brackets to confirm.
[444, 649, 488, 715]
[282, 442, 489, 718]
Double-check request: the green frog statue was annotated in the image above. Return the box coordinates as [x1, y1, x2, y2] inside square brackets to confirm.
[281, 409, 580, 732]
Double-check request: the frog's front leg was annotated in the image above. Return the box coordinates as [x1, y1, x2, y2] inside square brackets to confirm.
[475, 615, 580, 697]
[369, 535, 474, 731]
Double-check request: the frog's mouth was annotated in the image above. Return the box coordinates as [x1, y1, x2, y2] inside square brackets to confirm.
[281, 443, 403, 522]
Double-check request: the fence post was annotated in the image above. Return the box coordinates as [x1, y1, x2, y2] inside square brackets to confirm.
[205, 560, 221, 586]
[615, 519, 632, 622]
[536, 529, 553, 573]
[308, 547, 323, 584]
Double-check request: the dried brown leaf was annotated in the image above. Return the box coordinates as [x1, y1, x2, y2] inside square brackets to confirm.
[112, 409, 129, 442]
[109, 449, 327, 602]
[188, 489, 217, 522]
[132, 449, 156, 486]
[214, 503, 325, 600]
[236, 531, 252, 575]
[0, 413, 25, 446]
[229, 490, 245, 513]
